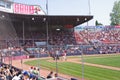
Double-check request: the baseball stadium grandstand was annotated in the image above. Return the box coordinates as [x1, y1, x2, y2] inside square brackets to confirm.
[1, 0, 120, 80]
[0, 0, 93, 80]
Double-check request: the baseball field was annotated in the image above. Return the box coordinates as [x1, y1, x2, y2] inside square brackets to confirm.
[24, 54, 120, 80]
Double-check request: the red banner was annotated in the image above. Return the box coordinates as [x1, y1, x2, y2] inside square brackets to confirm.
[14, 3, 34, 14]
[13, 3, 45, 15]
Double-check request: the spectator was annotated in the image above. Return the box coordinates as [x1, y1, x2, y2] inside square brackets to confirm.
[22, 71, 30, 80]
[46, 71, 53, 79]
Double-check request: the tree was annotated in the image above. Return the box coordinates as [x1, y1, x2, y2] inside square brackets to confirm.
[110, 0, 120, 25]
[95, 20, 103, 26]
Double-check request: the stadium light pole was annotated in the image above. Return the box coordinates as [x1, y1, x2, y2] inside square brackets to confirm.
[46, 0, 59, 76]
[46, 0, 48, 15]
[56, 52, 58, 74]
[55, 47, 58, 75]
[81, 45, 84, 80]
[22, 21, 25, 45]
[81, 1, 91, 80]
[46, 0, 49, 49]
[88, 0, 91, 15]
[20, 20, 25, 70]
[81, 0, 92, 77]
[37, 47, 41, 78]
[87, 0, 91, 26]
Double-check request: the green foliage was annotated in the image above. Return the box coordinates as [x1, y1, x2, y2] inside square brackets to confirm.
[95, 20, 103, 26]
[110, 0, 120, 25]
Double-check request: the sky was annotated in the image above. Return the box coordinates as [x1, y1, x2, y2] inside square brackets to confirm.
[13, 0, 117, 26]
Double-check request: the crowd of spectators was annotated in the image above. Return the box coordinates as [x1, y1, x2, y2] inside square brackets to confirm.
[16, 27, 120, 47]
[2, 27, 120, 48]
[0, 27, 120, 56]
[0, 47, 26, 57]
[24, 43, 120, 57]
[0, 63, 68, 80]
[0, 63, 44, 80]
[78, 28, 120, 44]
[12, 30, 76, 47]
[49, 31, 76, 45]
[1, 26, 120, 80]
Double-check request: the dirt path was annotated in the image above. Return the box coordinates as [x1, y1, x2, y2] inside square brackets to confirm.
[7, 54, 120, 80]
[5, 58, 74, 80]
[47, 54, 120, 71]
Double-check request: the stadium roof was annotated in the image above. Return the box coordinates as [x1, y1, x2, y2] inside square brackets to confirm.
[0, 11, 93, 27]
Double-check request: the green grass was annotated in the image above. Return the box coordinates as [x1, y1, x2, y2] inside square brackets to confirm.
[25, 57, 120, 80]
[84, 54, 120, 68]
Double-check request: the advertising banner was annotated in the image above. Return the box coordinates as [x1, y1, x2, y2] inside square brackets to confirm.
[14, 3, 45, 15]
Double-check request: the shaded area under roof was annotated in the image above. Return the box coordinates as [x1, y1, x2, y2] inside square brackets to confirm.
[0, 11, 93, 27]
